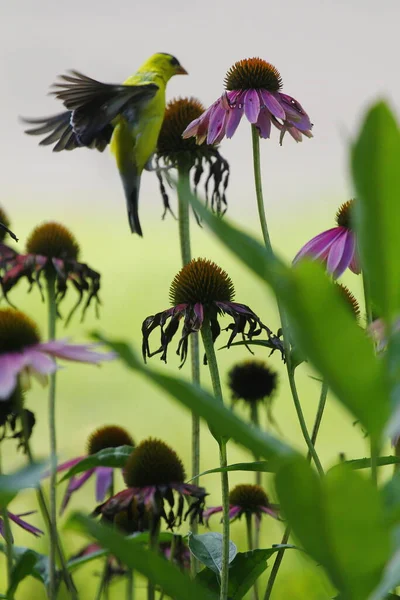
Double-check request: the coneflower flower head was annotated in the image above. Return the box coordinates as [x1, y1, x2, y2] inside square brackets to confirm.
[0, 221, 100, 323]
[96, 438, 207, 531]
[228, 359, 278, 404]
[0, 307, 115, 400]
[336, 284, 360, 320]
[57, 425, 134, 513]
[182, 57, 312, 145]
[204, 483, 278, 528]
[0, 384, 35, 452]
[293, 200, 360, 278]
[142, 258, 283, 365]
[156, 97, 229, 216]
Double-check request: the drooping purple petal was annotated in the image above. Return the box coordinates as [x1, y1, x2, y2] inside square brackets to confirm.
[329, 231, 356, 278]
[277, 92, 312, 131]
[37, 340, 116, 363]
[60, 468, 95, 514]
[56, 456, 84, 474]
[225, 105, 244, 138]
[207, 101, 227, 145]
[203, 505, 223, 524]
[293, 228, 344, 264]
[244, 89, 261, 124]
[259, 506, 279, 519]
[22, 349, 57, 375]
[95, 467, 113, 502]
[0, 353, 26, 399]
[349, 251, 361, 274]
[8, 511, 43, 537]
[326, 231, 349, 275]
[255, 109, 272, 139]
[260, 91, 285, 120]
[228, 506, 242, 520]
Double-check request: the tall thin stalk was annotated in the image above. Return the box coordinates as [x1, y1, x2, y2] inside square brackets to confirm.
[0, 449, 14, 599]
[177, 166, 201, 576]
[148, 521, 161, 600]
[201, 320, 230, 600]
[246, 513, 259, 600]
[46, 273, 58, 599]
[250, 125, 324, 477]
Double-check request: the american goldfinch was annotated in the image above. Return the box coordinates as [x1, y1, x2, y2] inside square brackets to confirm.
[23, 53, 187, 236]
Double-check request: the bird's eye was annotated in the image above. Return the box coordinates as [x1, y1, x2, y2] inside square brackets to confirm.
[170, 56, 180, 67]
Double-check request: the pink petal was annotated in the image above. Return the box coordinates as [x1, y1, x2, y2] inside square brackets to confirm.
[244, 89, 261, 124]
[36, 340, 115, 363]
[278, 92, 312, 131]
[22, 349, 57, 375]
[329, 231, 356, 278]
[95, 467, 113, 502]
[56, 456, 85, 474]
[207, 101, 227, 145]
[260, 91, 285, 120]
[255, 109, 272, 139]
[60, 469, 94, 514]
[293, 228, 344, 264]
[8, 512, 43, 537]
[228, 506, 242, 520]
[225, 105, 244, 138]
[0, 353, 25, 399]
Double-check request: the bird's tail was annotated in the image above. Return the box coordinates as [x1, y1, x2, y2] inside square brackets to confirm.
[120, 167, 143, 236]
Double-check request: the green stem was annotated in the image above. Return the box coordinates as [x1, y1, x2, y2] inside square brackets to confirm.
[263, 380, 329, 600]
[246, 514, 259, 600]
[201, 321, 229, 600]
[127, 569, 134, 600]
[148, 522, 160, 600]
[177, 165, 201, 576]
[371, 438, 379, 487]
[250, 403, 261, 552]
[47, 274, 58, 600]
[0, 450, 14, 598]
[94, 479, 114, 600]
[251, 125, 324, 477]
[362, 271, 373, 326]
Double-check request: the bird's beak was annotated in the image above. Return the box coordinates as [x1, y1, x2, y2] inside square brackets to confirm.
[176, 65, 188, 75]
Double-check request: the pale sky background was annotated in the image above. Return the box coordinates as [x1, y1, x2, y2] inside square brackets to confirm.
[1, 0, 399, 240]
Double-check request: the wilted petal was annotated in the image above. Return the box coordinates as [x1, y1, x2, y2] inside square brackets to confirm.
[95, 467, 113, 502]
[207, 102, 227, 145]
[244, 89, 261, 124]
[256, 109, 272, 139]
[278, 92, 312, 130]
[8, 512, 43, 537]
[260, 91, 285, 120]
[225, 106, 244, 138]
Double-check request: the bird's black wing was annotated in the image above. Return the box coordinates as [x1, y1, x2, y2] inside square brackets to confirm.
[22, 71, 159, 152]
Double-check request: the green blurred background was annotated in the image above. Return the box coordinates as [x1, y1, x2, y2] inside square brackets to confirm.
[1, 0, 399, 596]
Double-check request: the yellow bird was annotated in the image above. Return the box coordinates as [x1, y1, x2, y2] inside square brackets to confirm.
[23, 53, 188, 236]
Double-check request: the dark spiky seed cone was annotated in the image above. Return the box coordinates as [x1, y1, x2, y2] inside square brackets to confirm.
[123, 438, 185, 488]
[170, 258, 235, 306]
[335, 200, 354, 229]
[229, 484, 269, 510]
[86, 425, 134, 455]
[0, 309, 40, 354]
[228, 359, 278, 402]
[26, 222, 80, 260]
[225, 58, 282, 92]
[158, 97, 206, 156]
[0, 206, 10, 242]
[337, 284, 360, 320]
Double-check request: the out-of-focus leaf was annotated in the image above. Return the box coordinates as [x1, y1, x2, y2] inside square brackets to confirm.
[188, 533, 236, 574]
[92, 334, 295, 462]
[7, 550, 39, 596]
[0, 545, 53, 590]
[341, 456, 400, 470]
[276, 457, 390, 599]
[188, 461, 273, 481]
[68, 513, 217, 600]
[352, 102, 400, 322]
[58, 446, 134, 482]
[188, 194, 390, 441]
[0, 462, 47, 507]
[66, 548, 107, 571]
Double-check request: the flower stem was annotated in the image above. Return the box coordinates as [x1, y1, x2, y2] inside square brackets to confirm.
[126, 569, 135, 600]
[177, 165, 201, 576]
[46, 273, 58, 600]
[94, 479, 115, 600]
[362, 271, 373, 326]
[246, 513, 259, 600]
[250, 125, 324, 477]
[263, 380, 329, 600]
[250, 403, 261, 552]
[0, 450, 14, 598]
[201, 320, 230, 600]
[148, 521, 160, 600]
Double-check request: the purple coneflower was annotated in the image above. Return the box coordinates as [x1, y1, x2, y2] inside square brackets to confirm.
[0, 308, 115, 400]
[293, 200, 360, 278]
[182, 58, 312, 145]
[0, 510, 43, 541]
[156, 97, 229, 216]
[142, 258, 282, 366]
[57, 425, 134, 513]
[0, 221, 100, 323]
[204, 484, 278, 529]
[95, 438, 207, 532]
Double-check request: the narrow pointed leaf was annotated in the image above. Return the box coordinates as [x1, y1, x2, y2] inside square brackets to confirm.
[0, 462, 47, 507]
[187, 461, 273, 482]
[58, 446, 134, 483]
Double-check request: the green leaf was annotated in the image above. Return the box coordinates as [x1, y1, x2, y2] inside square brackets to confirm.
[59, 446, 134, 483]
[188, 194, 390, 440]
[0, 462, 47, 507]
[66, 548, 107, 572]
[0, 545, 53, 591]
[276, 457, 391, 599]
[341, 456, 400, 470]
[228, 549, 274, 600]
[7, 550, 39, 596]
[68, 513, 217, 600]
[352, 102, 400, 322]
[188, 533, 237, 574]
[188, 461, 273, 482]
[92, 334, 296, 462]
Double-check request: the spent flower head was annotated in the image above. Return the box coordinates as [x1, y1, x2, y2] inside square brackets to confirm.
[228, 359, 278, 404]
[0, 308, 115, 400]
[183, 57, 312, 145]
[56, 425, 134, 513]
[142, 258, 283, 365]
[95, 438, 207, 532]
[293, 200, 360, 278]
[156, 97, 229, 216]
[204, 483, 278, 530]
[0, 221, 101, 323]
[0, 384, 35, 452]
